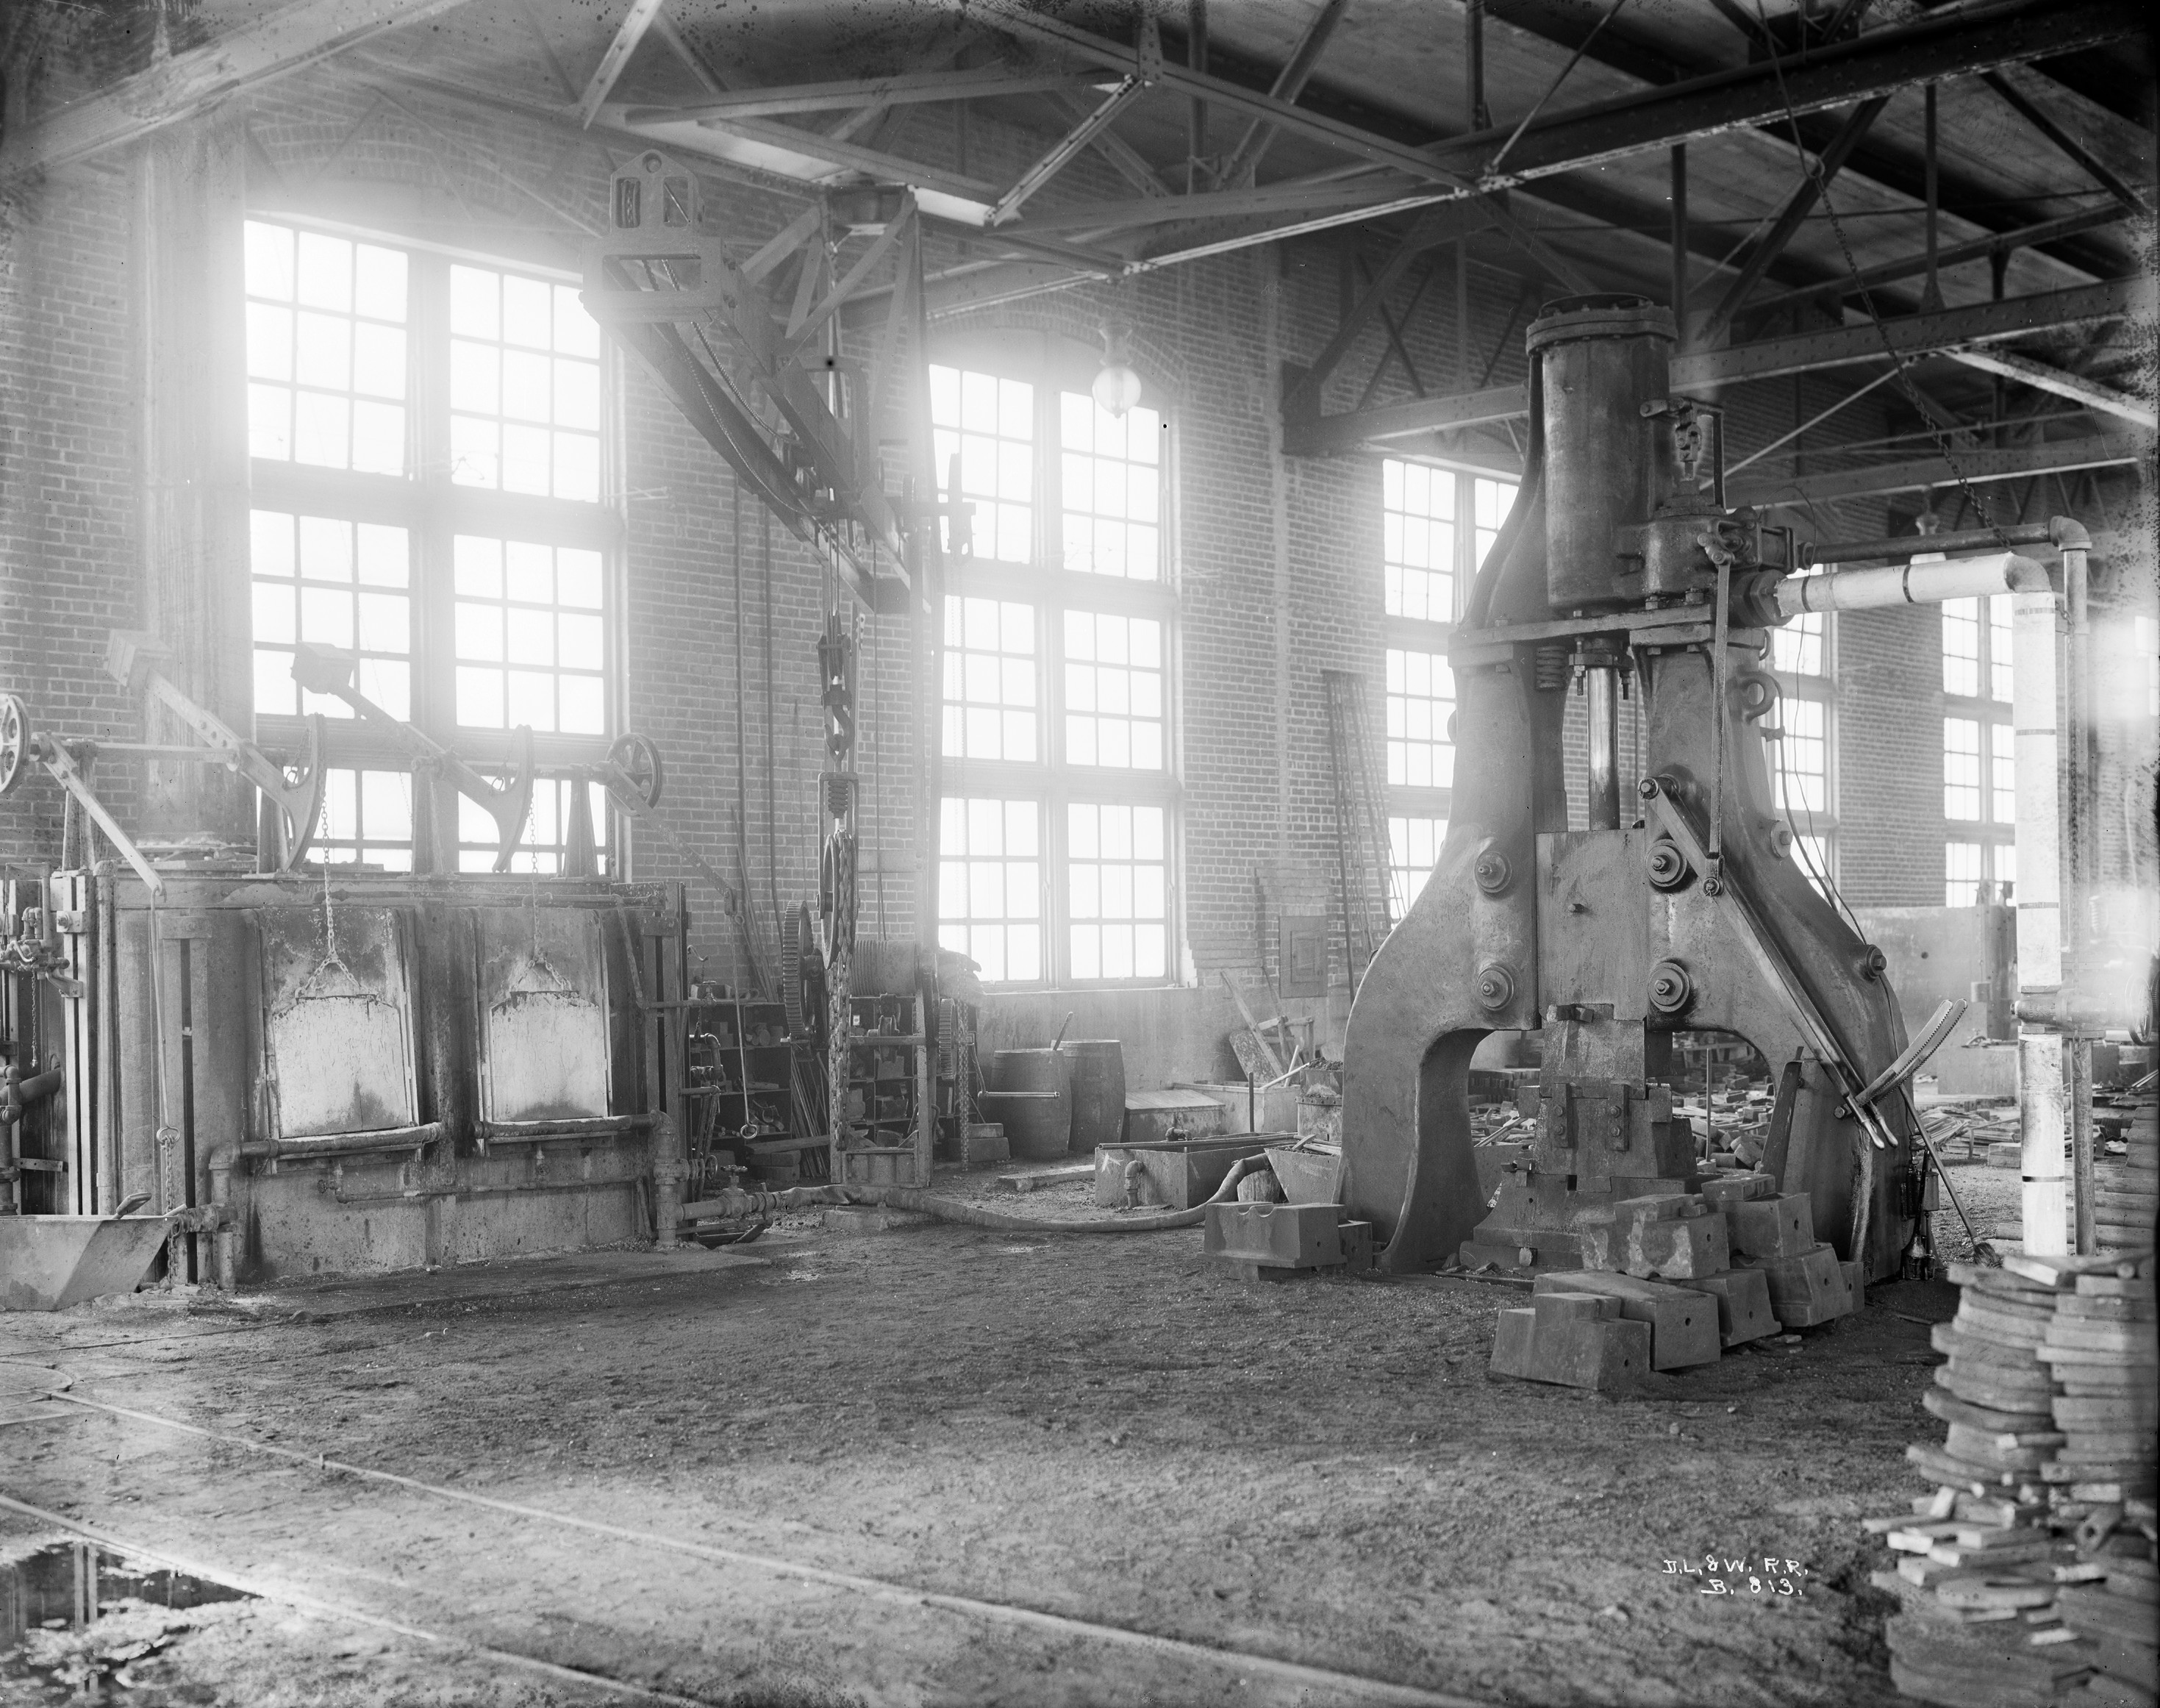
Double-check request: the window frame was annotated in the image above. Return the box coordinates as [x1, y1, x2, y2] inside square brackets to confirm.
[244, 214, 626, 872]
[1769, 596, 1839, 890]
[1378, 460, 1516, 903]
[1940, 593, 2015, 903]
[931, 335, 1180, 991]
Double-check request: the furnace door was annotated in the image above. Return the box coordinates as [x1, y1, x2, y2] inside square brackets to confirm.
[473, 907, 612, 1124]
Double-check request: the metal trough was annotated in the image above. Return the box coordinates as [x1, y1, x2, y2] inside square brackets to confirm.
[0, 1215, 171, 1312]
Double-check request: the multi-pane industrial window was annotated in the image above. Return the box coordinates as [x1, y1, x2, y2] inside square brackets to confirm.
[1385, 648, 1456, 790]
[943, 597, 1037, 762]
[1058, 392, 1162, 580]
[1065, 612, 1164, 770]
[932, 368, 1035, 566]
[1387, 815, 1446, 914]
[1378, 462, 1512, 915]
[1943, 840, 2014, 909]
[932, 356, 1176, 987]
[448, 266, 603, 501]
[451, 537, 607, 735]
[245, 224, 407, 475]
[1767, 590, 1837, 890]
[250, 512, 412, 720]
[1382, 461, 1517, 624]
[243, 219, 618, 873]
[938, 797, 1043, 984]
[1942, 596, 2014, 901]
[1067, 804, 1167, 982]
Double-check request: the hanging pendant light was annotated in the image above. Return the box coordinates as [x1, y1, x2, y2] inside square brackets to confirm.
[1092, 318, 1143, 418]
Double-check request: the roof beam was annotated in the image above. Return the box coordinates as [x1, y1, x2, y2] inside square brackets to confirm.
[980, 2, 1478, 188]
[1727, 433, 2148, 507]
[1053, 87, 1175, 199]
[577, 0, 668, 127]
[1978, 68, 2153, 215]
[1693, 94, 1888, 349]
[1744, 204, 2134, 318]
[1217, 0, 1353, 187]
[625, 66, 1098, 124]
[1283, 277, 2145, 454]
[1482, 0, 2133, 282]
[1415, 0, 2141, 190]
[1669, 276, 2143, 387]
[987, 74, 1147, 224]
[0, 0, 471, 177]
[1942, 348, 2156, 430]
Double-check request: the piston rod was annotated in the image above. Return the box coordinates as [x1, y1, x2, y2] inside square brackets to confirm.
[1585, 666, 1620, 830]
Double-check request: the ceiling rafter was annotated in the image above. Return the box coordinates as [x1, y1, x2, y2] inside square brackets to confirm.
[1, 0, 473, 179]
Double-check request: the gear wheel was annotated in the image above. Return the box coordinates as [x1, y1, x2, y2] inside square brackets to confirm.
[780, 901, 824, 1045]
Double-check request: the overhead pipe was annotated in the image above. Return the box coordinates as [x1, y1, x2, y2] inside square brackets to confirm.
[1774, 551, 2050, 618]
[1801, 515, 2088, 566]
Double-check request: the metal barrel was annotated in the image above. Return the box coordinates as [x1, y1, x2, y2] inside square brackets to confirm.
[985, 1048, 1072, 1160]
[1064, 1040, 1127, 1154]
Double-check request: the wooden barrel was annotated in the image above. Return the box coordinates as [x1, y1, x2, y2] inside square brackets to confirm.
[984, 1048, 1071, 1159]
[1065, 1040, 1127, 1153]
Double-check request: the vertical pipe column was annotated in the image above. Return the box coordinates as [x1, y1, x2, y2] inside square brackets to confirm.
[2063, 540, 2095, 1253]
[2013, 579, 2066, 1254]
[1670, 146, 1687, 348]
[1586, 667, 1620, 829]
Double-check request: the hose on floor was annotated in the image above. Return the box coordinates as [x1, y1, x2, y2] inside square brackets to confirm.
[723, 1153, 1273, 1235]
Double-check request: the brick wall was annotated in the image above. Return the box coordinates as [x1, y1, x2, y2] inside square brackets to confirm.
[2, 71, 2150, 1046]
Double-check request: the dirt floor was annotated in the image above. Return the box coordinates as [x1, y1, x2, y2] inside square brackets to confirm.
[0, 1162, 2027, 1708]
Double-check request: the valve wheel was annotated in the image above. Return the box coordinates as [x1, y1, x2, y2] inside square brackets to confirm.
[0, 693, 32, 798]
[608, 732, 665, 808]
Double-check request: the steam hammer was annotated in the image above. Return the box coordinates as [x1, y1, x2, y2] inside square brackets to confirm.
[1341, 295, 1920, 1283]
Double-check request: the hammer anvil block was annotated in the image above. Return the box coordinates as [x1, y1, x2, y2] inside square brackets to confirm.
[1723, 1193, 1817, 1261]
[1698, 1172, 1778, 1211]
[1674, 1269, 1782, 1345]
[1534, 1270, 1721, 1369]
[1203, 1201, 1343, 1269]
[1612, 1193, 1731, 1279]
[1490, 1290, 1653, 1390]
[1739, 1243, 1855, 1327]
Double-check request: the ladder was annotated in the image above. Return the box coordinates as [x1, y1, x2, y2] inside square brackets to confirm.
[1322, 669, 1398, 994]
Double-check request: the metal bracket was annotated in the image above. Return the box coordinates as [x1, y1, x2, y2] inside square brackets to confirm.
[289, 643, 534, 873]
[1639, 775, 1898, 1151]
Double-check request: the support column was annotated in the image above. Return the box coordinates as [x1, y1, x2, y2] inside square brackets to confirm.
[2012, 578, 2067, 1254]
[135, 115, 255, 844]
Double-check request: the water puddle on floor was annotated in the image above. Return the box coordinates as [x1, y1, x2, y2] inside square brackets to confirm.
[0, 1541, 252, 1702]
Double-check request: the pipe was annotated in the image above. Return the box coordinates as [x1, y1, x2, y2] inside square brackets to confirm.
[693, 1153, 1276, 1237]
[1801, 516, 2086, 566]
[1586, 666, 1620, 830]
[1777, 551, 2050, 618]
[2013, 566, 2068, 1256]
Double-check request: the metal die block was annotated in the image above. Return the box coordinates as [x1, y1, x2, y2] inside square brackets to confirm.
[1202, 1200, 1345, 1270]
[1537, 830, 1651, 1021]
[1489, 1290, 1654, 1390]
[1675, 1268, 1783, 1346]
[1534, 1269, 1723, 1369]
[1739, 1243, 1855, 1327]
[1623, 1209, 1731, 1279]
[1726, 1193, 1817, 1260]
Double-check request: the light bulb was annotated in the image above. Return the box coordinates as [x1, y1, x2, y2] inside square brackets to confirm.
[1092, 361, 1144, 418]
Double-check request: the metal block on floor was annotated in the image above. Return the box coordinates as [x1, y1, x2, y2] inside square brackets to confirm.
[1740, 1243, 1855, 1326]
[1534, 1270, 1722, 1369]
[1202, 1201, 1344, 1269]
[1698, 1173, 1779, 1212]
[1488, 1290, 1653, 1390]
[1674, 1268, 1782, 1346]
[1623, 1210, 1730, 1279]
[1725, 1193, 1817, 1261]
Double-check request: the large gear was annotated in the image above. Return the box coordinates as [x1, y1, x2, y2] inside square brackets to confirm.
[779, 901, 823, 1045]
